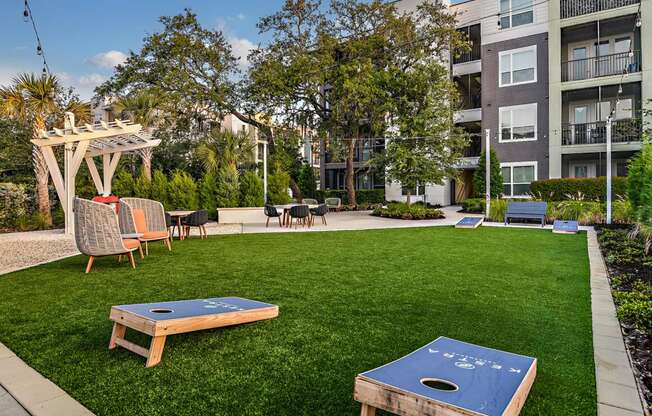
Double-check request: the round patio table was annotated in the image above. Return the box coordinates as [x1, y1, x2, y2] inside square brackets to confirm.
[275, 204, 318, 227]
[167, 210, 195, 240]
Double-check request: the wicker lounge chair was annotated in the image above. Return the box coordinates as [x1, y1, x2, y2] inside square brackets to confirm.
[302, 198, 319, 205]
[73, 197, 141, 273]
[325, 197, 342, 211]
[119, 198, 172, 255]
[182, 210, 209, 239]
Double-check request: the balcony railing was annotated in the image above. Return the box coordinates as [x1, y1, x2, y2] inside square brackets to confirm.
[561, 118, 641, 145]
[463, 136, 482, 157]
[562, 51, 640, 82]
[453, 41, 481, 65]
[561, 0, 639, 18]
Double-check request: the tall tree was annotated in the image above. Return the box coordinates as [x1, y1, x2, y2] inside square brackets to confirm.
[0, 74, 60, 223]
[196, 129, 256, 174]
[247, 0, 467, 205]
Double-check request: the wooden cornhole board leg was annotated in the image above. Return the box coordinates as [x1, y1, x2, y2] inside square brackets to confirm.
[108, 322, 167, 367]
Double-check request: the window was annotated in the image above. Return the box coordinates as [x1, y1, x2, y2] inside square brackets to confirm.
[574, 165, 588, 178]
[499, 46, 537, 86]
[402, 183, 425, 196]
[499, 104, 537, 142]
[499, 0, 534, 29]
[501, 162, 536, 197]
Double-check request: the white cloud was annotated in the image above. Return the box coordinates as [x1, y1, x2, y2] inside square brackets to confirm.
[236, 13, 246, 20]
[78, 73, 106, 88]
[87, 50, 127, 69]
[229, 36, 255, 70]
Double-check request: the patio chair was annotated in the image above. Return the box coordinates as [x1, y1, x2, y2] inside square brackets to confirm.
[119, 198, 172, 255]
[325, 197, 342, 212]
[289, 204, 310, 228]
[182, 210, 209, 239]
[73, 197, 141, 273]
[302, 198, 319, 205]
[264, 204, 282, 228]
[310, 203, 329, 226]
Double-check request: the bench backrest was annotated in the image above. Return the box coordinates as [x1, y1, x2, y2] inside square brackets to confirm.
[506, 201, 547, 216]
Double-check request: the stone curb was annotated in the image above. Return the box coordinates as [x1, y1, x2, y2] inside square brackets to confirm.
[587, 228, 645, 415]
[0, 342, 94, 416]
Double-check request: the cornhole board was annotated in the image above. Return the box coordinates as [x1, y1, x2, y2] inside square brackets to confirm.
[109, 297, 278, 367]
[455, 217, 484, 229]
[553, 220, 579, 234]
[354, 337, 537, 416]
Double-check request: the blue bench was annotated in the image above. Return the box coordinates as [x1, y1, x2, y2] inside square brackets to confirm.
[504, 202, 547, 227]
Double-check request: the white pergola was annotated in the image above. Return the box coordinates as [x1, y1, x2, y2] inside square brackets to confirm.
[31, 116, 160, 234]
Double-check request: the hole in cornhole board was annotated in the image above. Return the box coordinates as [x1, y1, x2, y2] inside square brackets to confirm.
[420, 378, 459, 392]
[149, 308, 174, 314]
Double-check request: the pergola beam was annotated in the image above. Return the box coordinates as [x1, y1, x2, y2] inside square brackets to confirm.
[85, 157, 104, 195]
[85, 139, 160, 158]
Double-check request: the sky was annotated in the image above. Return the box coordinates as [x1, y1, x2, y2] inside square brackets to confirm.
[1, 0, 282, 99]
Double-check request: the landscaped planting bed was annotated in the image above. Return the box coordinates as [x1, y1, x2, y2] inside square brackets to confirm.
[0, 227, 594, 415]
[597, 226, 652, 411]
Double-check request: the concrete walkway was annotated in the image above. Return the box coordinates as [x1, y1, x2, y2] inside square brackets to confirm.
[0, 385, 28, 416]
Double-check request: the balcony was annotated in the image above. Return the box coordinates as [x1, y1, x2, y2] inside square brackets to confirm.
[463, 136, 482, 157]
[561, 118, 641, 145]
[453, 24, 481, 65]
[562, 50, 640, 81]
[561, 0, 639, 19]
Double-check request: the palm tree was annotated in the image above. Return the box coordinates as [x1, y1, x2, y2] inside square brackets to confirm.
[113, 91, 161, 179]
[0, 73, 60, 224]
[196, 129, 256, 174]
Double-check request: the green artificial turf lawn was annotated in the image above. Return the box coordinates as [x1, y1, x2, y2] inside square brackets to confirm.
[0, 226, 595, 415]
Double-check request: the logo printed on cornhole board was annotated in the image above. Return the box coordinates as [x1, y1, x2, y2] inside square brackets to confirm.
[356, 337, 537, 416]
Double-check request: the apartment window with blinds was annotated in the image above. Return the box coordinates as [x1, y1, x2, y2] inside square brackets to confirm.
[499, 0, 534, 29]
[499, 46, 537, 87]
[499, 103, 537, 142]
[501, 162, 537, 197]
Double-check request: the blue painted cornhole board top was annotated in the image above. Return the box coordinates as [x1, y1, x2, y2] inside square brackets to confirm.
[553, 220, 579, 233]
[456, 217, 483, 228]
[359, 337, 536, 416]
[114, 297, 274, 321]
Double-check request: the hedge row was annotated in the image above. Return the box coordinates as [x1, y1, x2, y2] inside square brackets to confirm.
[315, 189, 385, 205]
[530, 177, 628, 201]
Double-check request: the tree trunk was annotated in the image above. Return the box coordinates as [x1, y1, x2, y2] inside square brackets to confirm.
[289, 178, 302, 202]
[140, 148, 152, 180]
[406, 193, 411, 206]
[345, 139, 356, 207]
[32, 116, 52, 225]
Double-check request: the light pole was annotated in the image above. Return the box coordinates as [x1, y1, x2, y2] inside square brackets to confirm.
[485, 129, 491, 218]
[606, 117, 612, 224]
[263, 140, 268, 203]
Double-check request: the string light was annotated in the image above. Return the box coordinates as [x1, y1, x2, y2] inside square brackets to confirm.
[22, 0, 50, 77]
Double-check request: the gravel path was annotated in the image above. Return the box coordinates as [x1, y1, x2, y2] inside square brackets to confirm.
[0, 229, 79, 276]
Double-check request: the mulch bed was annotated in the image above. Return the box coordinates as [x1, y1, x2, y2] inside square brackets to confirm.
[596, 225, 652, 411]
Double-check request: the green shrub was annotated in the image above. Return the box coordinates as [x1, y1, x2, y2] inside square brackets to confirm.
[199, 171, 219, 219]
[487, 198, 509, 222]
[473, 149, 503, 198]
[239, 171, 264, 207]
[112, 170, 135, 197]
[216, 165, 240, 208]
[371, 202, 444, 220]
[168, 170, 199, 210]
[530, 177, 628, 201]
[133, 170, 151, 199]
[0, 183, 28, 228]
[268, 170, 291, 205]
[461, 198, 484, 213]
[613, 281, 652, 330]
[315, 189, 385, 204]
[150, 170, 169, 208]
[297, 164, 317, 199]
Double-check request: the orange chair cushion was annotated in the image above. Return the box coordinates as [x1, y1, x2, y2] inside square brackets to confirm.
[132, 208, 148, 233]
[122, 239, 141, 250]
[140, 231, 168, 240]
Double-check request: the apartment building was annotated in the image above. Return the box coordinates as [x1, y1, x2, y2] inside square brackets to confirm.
[390, 0, 650, 205]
